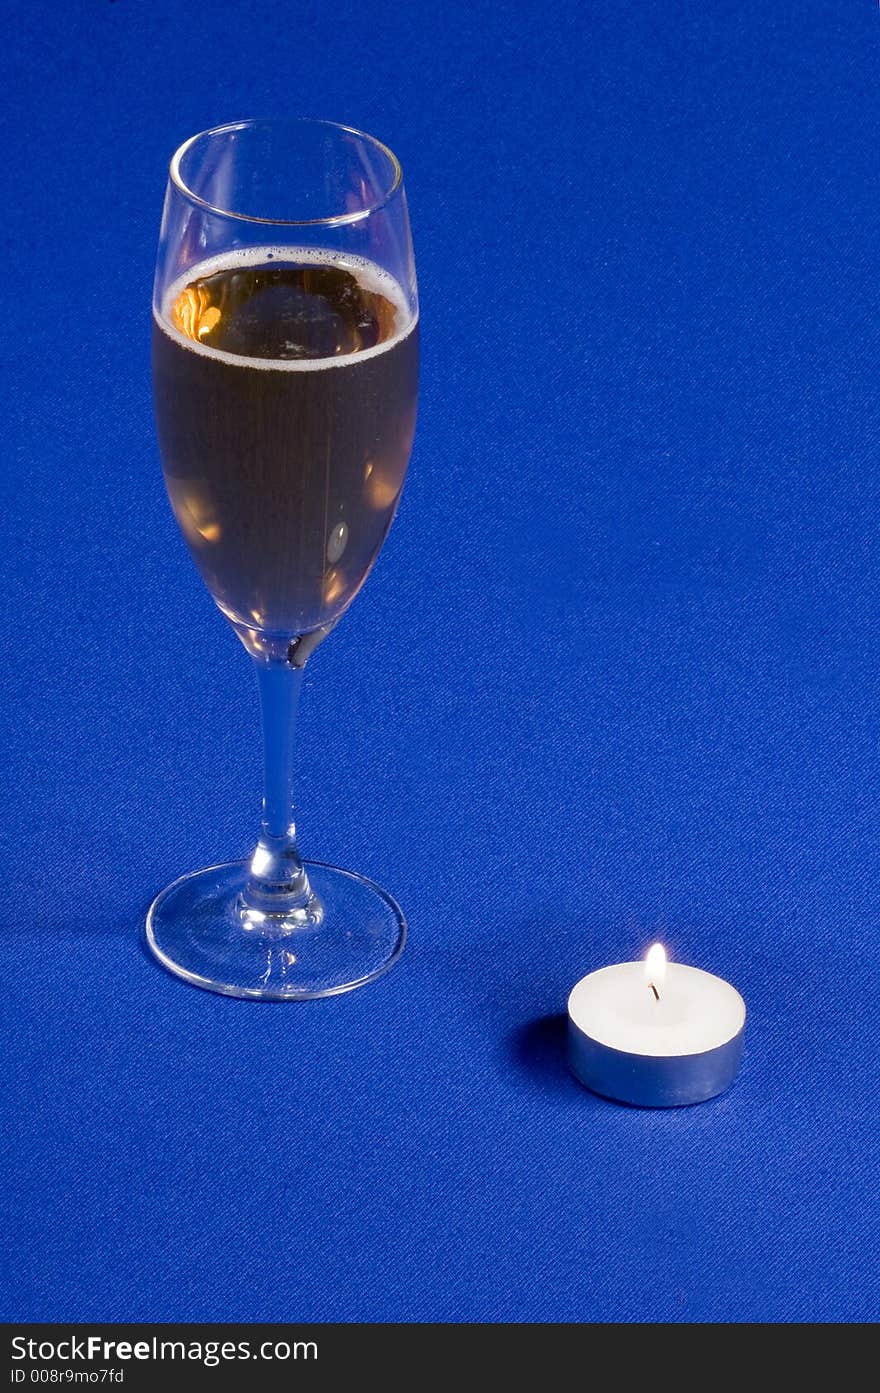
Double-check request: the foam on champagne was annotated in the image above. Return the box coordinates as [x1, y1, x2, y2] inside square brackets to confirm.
[155, 246, 416, 370]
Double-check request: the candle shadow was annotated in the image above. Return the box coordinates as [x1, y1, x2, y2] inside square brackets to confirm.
[510, 1013, 586, 1098]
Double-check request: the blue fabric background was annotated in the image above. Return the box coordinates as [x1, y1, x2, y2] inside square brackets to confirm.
[2, 0, 878, 1323]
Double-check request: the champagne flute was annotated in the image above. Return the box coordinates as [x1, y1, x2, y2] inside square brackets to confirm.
[147, 119, 418, 998]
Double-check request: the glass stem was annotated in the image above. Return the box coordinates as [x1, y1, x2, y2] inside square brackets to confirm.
[243, 657, 323, 926]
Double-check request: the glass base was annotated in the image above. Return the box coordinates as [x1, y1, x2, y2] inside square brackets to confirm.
[145, 860, 406, 1000]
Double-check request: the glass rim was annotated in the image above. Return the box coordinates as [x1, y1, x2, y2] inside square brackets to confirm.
[168, 117, 404, 228]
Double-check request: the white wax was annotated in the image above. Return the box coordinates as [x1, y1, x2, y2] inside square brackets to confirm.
[568, 962, 745, 1058]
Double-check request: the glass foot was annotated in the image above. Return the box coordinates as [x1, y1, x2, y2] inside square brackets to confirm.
[145, 860, 406, 999]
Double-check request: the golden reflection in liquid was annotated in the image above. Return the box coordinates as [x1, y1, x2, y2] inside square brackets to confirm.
[363, 457, 402, 511]
[165, 477, 222, 545]
[323, 567, 346, 605]
[363, 402, 416, 510]
[171, 285, 222, 342]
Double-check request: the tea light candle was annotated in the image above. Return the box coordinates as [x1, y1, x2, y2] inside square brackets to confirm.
[568, 945, 745, 1107]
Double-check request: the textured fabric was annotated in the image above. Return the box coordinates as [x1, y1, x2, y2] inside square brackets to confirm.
[2, 0, 878, 1323]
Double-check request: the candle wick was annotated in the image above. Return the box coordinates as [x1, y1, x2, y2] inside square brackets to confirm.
[649, 982, 660, 1001]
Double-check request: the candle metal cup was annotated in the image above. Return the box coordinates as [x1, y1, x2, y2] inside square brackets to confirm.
[567, 961, 746, 1108]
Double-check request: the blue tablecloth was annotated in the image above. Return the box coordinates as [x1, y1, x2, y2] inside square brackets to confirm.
[3, 0, 877, 1323]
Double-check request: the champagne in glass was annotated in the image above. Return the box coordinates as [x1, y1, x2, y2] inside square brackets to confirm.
[153, 253, 418, 639]
[147, 120, 418, 999]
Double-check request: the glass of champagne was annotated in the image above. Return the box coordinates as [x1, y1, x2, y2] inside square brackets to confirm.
[147, 119, 418, 998]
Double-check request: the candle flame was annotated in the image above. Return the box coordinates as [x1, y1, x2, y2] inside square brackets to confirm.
[645, 943, 667, 991]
